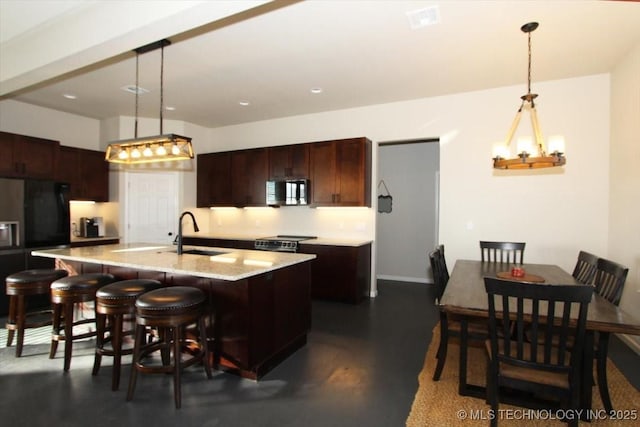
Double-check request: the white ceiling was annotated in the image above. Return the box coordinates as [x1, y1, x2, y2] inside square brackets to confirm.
[1, 0, 639, 129]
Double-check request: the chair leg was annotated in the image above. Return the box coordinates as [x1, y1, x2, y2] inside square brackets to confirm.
[486, 354, 498, 427]
[49, 303, 62, 359]
[112, 314, 124, 391]
[15, 295, 26, 357]
[63, 302, 74, 372]
[199, 316, 212, 379]
[596, 332, 614, 412]
[432, 314, 448, 381]
[92, 312, 106, 376]
[6, 295, 17, 348]
[459, 317, 469, 396]
[126, 324, 145, 402]
[173, 326, 182, 409]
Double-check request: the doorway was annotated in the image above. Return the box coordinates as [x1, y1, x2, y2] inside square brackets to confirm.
[376, 139, 439, 283]
[123, 171, 179, 244]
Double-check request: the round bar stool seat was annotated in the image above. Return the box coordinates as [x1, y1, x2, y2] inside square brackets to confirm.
[92, 279, 163, 390]
[50, 273, 116, 371]
[5, 269, 69, 357]
[127, 286, 212, 409]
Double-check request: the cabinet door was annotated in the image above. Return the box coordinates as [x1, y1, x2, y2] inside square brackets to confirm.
[17, 135, 59, 179]
[0, 132, 20, 177]
[57, 146, 81, 198]
[197, 152, 232, 207]
[0, 132, 59, 179]
[309, 141, 338, 205]
[58, 146, 109, 201]
[80, 149, 109, 202]
[232, 148, 268, 206]
[335, 138, 368, 206]
[268, 144, 309, 180]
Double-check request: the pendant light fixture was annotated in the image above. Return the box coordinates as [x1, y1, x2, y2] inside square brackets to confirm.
[492, 22, 566, 170]
[105, 39, 194, 164]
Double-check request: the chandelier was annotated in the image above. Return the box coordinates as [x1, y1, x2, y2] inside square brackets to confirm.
[105, 39, 194, 164]
[492, 22, 566, 170]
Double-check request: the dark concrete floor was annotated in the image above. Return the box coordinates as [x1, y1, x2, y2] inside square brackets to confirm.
[0, 280, 637, 427]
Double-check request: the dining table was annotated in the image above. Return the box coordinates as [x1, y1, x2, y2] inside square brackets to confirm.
[440, 259, 640, 416]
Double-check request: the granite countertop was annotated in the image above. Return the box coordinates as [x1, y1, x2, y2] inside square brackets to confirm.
[185, 233, 372, 247]
[32, 243, 316, 282]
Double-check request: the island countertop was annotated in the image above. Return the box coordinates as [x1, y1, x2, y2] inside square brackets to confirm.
[32, 243, 316, 281]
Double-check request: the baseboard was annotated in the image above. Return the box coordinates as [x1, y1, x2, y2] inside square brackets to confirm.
[617, 333, 640, 355]
[376, 275, 430, 284]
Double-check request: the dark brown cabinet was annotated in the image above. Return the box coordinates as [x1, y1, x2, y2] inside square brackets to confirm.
[268, 144, 310, 180]
[197, 152, 232, 207]
[231, 148, 268, 207]
[309, 137, 371, 207]
[57, 146, 109, 202]
[299, 243, 371, 304]
[0, 131, 59, 179]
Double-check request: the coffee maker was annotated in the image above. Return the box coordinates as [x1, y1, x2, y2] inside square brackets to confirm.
[79, 217, 104, 238]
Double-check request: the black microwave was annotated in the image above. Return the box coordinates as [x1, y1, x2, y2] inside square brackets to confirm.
[266, 179, 310, 206]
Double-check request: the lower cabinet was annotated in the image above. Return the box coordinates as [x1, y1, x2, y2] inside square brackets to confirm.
[0, 251, 27, 316]
[299, 243, 371, 304]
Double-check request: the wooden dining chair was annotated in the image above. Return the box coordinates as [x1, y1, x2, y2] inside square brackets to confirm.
[484, 278, 594, 427]
[429, 246, 487, 382]
[592, 257, 629, 412]
[571, 250, 599, 284]
[479, 241, 525, 264]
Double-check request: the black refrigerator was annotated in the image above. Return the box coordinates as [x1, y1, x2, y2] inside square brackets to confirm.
[0, 178, 70, 315]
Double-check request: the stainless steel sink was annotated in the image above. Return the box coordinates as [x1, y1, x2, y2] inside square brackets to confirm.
[175, 249, 228, 256]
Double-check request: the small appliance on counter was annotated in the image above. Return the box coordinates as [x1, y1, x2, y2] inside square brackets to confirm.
[79, 217, 104, 238]
[0, 221, 19, 249]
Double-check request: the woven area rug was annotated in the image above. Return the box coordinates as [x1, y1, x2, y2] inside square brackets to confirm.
[406, 324, 640, 426]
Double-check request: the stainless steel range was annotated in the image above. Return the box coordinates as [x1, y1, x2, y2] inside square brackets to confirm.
[254, 235, 316, 253]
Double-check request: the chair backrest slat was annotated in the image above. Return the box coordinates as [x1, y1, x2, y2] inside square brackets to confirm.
[594, 257, 629, 306]
[572, 251, 598, 284]
[480, 241, 525, 264]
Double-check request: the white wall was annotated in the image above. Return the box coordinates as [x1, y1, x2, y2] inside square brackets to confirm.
[0, 99, 100, 148]
[609, 43, 640, 351]
[196, 74, 610, 279]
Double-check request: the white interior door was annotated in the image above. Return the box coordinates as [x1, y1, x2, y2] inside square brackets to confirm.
[124, 172, 179, 244]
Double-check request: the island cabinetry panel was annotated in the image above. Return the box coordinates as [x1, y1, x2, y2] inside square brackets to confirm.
[309, 137, 371, 207]
[0, 131, 59, 179]
[268, 143, 310, 180]
[57, 146, 109, 202]
[299, 243, 371, 304]
[197, 152, 232, 207]
[231, 148, 269, 207]
[182, 236, 254, 250]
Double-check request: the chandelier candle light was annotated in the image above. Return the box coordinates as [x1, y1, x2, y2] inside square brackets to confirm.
[105, 39, 194, 164]
[492, 22, 566, 170]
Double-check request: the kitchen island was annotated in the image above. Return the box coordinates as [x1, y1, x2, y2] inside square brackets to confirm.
[32, 243, 316, 380]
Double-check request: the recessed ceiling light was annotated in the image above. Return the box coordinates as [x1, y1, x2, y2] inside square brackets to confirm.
[310, 87, 323, 94]
[406, 6, 440, 29]
[165, 106, 176, 111]
[63, 94, 77, 99]
[121, 85, 149, 95]
[238, 100, 250, 106]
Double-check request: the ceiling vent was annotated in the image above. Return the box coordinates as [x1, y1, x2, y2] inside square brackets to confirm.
[406, 6, 440, 29]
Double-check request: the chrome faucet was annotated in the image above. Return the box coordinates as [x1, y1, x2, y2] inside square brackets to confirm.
[177, 211, 199, 255]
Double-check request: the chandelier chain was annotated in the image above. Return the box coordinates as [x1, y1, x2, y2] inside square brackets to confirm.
[135, 52, 139, 139]
[160, 43, 164, 135]
[527, 31, 532, 96]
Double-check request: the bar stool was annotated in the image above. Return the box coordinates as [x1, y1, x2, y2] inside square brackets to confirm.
[5, 269, 69, 357]
[127, 286, 212, 409]
[50, 273, 116, 371]
[92, 279, 163, 390]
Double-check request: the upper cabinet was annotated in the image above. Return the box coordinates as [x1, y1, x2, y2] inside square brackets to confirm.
[231, 148, 269, 207]
[57, 146, 109, 202]
[309, 137, 371, 207]
[197, 152, 232, 207]
[0, 131, 59, 179]
[268, 144, 310, 180]
[196, 137, 371, 208]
